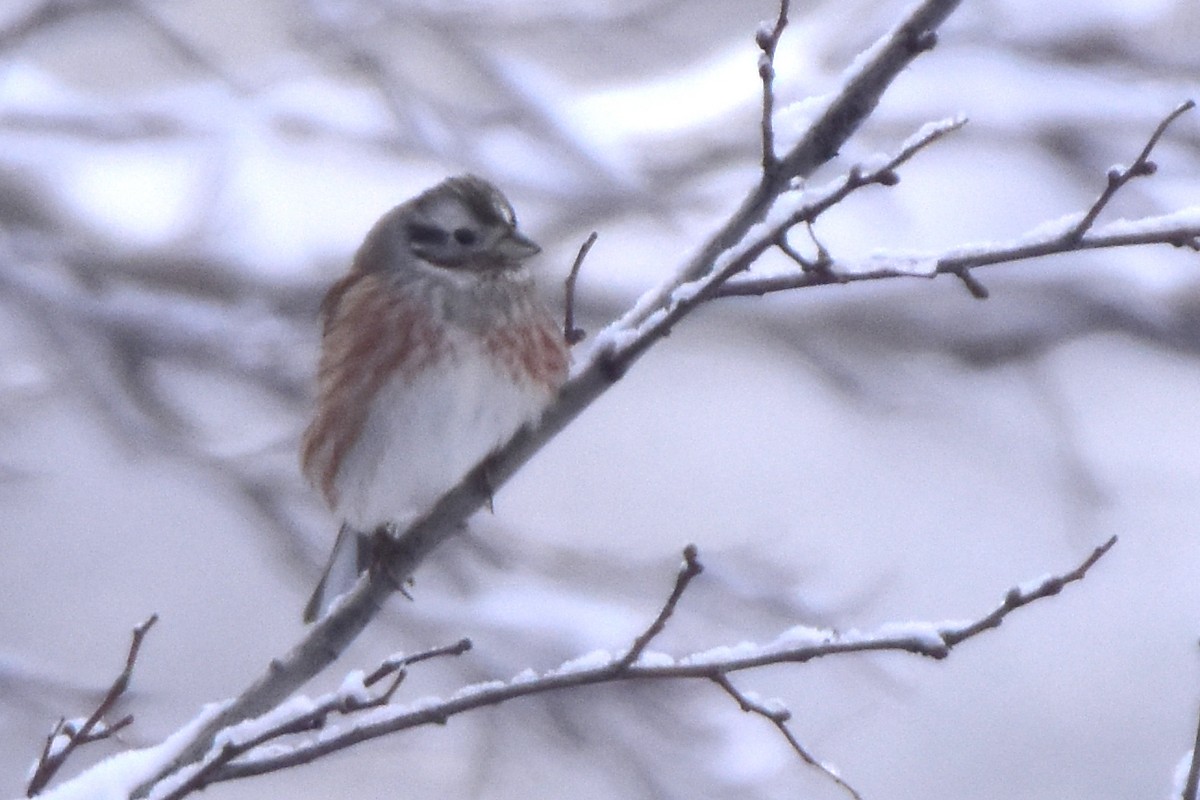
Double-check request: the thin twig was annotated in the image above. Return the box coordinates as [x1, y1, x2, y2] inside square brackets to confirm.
[801, 115, 968, 225]
[954, 267, 990, 299]
[712, 673, 863, 800]
[363, 638, 473, 687]
[26, 614, 158, 797]
[1065, 100, 1195, 242]
[563, 231, 598, 345]
[197, 538, 1115, 788]
[715, 212, 1200, 298]
[616, 545, 703, 670]
[756, 0, 790, 172]
[942, 536, 1116, 646]
[155, 635, 473, 800]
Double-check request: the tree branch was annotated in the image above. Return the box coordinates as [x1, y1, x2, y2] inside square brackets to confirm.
[26, 614, 158, 797]
[169, 538, 1114, 791]
[615, 544, 703, 670]
[711, 673, 862, 800]
[150, 638, 473, 800]
[1066, 99, 1196, 242]
[563, 231, 598, 345]
[714, 209, 1200, 298]
[755, 0, 789, 173]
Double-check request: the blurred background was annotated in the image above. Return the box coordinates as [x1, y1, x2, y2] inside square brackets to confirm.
[2, 0, 1199, 798]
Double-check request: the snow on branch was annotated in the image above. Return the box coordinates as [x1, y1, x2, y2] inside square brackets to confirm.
[715, 101, 1200, 299]
[120, 1, 1198, 791]
[103, 539, 1115, 800]
[26, 615, 158, 797]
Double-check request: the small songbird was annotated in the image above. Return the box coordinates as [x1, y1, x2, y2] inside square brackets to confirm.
[300, 175, 570, 622]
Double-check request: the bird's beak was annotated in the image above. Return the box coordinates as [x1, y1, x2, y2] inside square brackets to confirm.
[495, 230, 541, 261]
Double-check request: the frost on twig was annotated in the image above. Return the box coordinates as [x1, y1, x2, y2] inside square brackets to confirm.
[26, 614, 158, 797]
[128, 538, 1116, 798]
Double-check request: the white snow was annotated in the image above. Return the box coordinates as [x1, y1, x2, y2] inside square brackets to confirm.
[633, 650, 675, 668]
[336, 670, 370, 705]
[509, 667, 539, 685]
[840, 250, 940, 278]
[771, 624, 833, 648]
[1014, 573, 1055, 598]
[870, 621, 949, 650]
[899, 114, 970, 153]
[212, 694, 318, 750]
[772, 93, 835, 154]
[549, 649, 613, 676]
[36, 702, 229, 800]
[46, 733, 71, 760]
[679, 640, 763, 667]
[1018, 211, 1087, 243]
[450, 680, 508, 701]
[1090, 206, 1200, 238]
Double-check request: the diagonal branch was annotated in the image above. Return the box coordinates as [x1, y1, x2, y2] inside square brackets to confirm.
[619, 0, 961, 328]
[563, 231, 598, 345]
[615, 544, 703, 670]
[712, 673, 862, 800]
[26, 614, 158, 797]
[188, 538, 1114, 790]
[714, 208, 1200, 298]
[756, 0, 790, 172]
[152, 637, 473, 800]
[1065, 99, 1195, 242]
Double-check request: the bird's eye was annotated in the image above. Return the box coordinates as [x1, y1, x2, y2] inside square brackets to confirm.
[407, 223, 448, 246]
[453, 228, 478, 246]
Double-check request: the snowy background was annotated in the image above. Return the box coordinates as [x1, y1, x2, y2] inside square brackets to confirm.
[2, 0, 1199, 798]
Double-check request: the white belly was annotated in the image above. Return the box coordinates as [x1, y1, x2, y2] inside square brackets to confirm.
[331, 335, 552, 532]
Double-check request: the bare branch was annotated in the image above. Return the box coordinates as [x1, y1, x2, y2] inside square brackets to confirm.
[953, 267, 990, 299]
[619, 0, 964, 325]
[790, 115, 968, 225]
[1065, 99, 1195, 242]
[563, 231, 598, 346]
[941, 535, 1115, 645]
[615, 544, 703, 670]
[712, 673, 862, 800]
[756, 0, 790, 172]
[191, 539, 1114, 789]
[26, 614, 158, 797]
[715, 210, 1200, 298]
[153, 636, 473, 800]
[362, 638, 473, 687]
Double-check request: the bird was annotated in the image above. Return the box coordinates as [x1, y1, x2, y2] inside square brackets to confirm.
[299, 175, 570, 622]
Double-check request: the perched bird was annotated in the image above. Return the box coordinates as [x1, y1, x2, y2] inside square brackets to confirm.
[300, 175, 570, 622]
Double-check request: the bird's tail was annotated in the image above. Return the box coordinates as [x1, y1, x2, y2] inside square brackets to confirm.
[303, 523, 372, 623]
